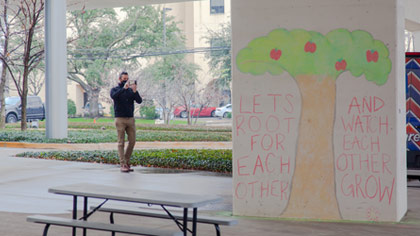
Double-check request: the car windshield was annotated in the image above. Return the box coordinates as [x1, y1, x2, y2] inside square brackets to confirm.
[5, 97, 20, 106]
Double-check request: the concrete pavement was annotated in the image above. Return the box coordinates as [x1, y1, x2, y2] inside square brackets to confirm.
[0, 146, 420, 235]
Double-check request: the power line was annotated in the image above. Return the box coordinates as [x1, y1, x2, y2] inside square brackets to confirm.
[68, 46, 231, 60]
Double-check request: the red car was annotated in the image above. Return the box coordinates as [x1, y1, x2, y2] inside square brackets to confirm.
[174, 104, 216, 118]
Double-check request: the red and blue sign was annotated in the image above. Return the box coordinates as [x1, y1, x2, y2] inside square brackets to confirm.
[406, 53, 420, 151]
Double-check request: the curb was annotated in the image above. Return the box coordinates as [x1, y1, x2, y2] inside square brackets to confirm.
[0, 141, 232, 150]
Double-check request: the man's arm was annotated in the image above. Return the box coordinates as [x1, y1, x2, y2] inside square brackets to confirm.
[129, 84, 142, 104]
[110, 87, 124, 99]
[134, 91, 142, 104]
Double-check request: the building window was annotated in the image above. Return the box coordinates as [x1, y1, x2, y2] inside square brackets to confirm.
[210, 0, 224, 14]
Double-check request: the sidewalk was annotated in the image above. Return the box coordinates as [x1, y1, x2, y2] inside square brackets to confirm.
[0, 146, 420, 235]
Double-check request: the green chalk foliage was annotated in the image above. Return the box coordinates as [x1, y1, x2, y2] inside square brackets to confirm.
[236, 28, 391, 85]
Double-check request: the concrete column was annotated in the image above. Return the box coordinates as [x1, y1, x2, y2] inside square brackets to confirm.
[45, 0, 67, 138]
[232, 0, 406, 222]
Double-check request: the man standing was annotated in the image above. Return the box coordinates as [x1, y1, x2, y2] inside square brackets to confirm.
[110, 72, 142, 172]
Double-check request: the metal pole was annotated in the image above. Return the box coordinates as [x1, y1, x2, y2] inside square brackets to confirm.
[45, 0, 68, 139]
[72, 196, 77, 236]
[163, 8, 167, 48]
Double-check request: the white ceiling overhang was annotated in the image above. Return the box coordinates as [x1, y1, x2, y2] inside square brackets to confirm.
[6, 0, 420, 32]
[406, 19, 420, 32]
[67, 0, 200, 11]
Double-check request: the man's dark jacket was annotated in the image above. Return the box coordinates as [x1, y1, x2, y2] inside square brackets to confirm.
[110, 83, 142, 117]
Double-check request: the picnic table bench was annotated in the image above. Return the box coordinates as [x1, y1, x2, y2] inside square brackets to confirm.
[92, 205, 238, 236]
[27, 183, 225, 236]
[27, 215, 182, 236]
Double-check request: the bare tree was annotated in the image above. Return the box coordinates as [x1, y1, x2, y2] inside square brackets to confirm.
[0, 0, 18, 128]
[138, 68, 177, 124]
[173, 64, 199, 126]
[154, 78, 178, 124]
[192, 80, 222, 125]
[0, 0, 44, 130]
[175, 81, 195, 125]
[28, 68, 44, 95]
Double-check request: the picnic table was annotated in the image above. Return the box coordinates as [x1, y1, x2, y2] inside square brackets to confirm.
[30, 183, 223, 236]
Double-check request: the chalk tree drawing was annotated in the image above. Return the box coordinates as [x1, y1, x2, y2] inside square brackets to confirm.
[236, 28, 391, 219]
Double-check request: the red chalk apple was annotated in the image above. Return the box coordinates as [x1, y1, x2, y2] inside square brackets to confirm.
[304, 41, 316, 53]
[335, 59, 347, 71]
[270, 49, 282, 60]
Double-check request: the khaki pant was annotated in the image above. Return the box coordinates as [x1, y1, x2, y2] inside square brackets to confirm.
[115, 117, 136, 166]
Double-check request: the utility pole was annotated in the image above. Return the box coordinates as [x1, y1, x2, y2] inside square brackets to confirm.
[162, 7, 172, 48]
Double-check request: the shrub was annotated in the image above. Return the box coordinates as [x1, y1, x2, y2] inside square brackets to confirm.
[16, 149, 233, 173]
[110, 105, 115, 117]
[140, 105, 158, 120]
[68, 99, 76, 116]
[226, 112, 232, 118]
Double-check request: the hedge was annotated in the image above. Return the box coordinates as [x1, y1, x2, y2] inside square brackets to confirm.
[16, 149, 232, 173]
[0, 130, 231, 143]
[5, 122, 232, 133]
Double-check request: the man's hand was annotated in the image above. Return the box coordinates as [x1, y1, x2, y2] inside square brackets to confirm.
[130, 83, 137, 93]
[124, 82, 129, 89]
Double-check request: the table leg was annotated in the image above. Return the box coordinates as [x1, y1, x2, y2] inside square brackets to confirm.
[183, 208, 188, 236]
[72, 196, 77, 236]
[83, 197, 88, 236]
[192, 208, 197, 236]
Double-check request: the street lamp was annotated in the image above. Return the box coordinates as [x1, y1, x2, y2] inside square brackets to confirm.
[163, 7, 172, 48]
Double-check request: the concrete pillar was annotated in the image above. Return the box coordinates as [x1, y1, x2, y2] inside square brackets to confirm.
[232, 0, 406, 222]
[45, 0, 67, 138]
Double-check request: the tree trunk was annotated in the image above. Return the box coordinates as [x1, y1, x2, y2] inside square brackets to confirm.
[187, 108, 192, 125]
[0, 0, 9, 129]
[282, 74, 341, 219]
[163, 109, 171, 124]
[21, 52, 30, 131]
[20, 91, 27, 131]
[163, 112, 168, 124]
[88, 88, 101, 118]
[20, 24, 34, 131]
[0, 63, 7, 129]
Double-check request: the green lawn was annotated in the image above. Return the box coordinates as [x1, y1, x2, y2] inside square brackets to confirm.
[68, 117, 189, 125]
[5, 118, 191, 128]
[0, 129, 232, 143]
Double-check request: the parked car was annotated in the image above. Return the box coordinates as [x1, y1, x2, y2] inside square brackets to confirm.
[174, 104, 217, 118]
[83, 102, 104, 117]
[215, 104, 232, 118]
[3, 96, 45, 123]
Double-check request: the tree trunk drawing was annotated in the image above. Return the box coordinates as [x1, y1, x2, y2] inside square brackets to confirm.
[282, 75, 340, 219]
